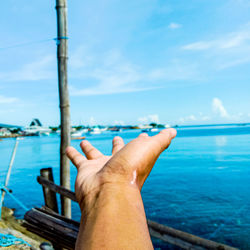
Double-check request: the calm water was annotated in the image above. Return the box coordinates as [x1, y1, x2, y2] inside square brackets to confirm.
[1, 125, 250, 249]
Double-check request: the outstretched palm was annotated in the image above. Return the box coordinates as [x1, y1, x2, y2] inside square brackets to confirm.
[66, 129, 176, 211]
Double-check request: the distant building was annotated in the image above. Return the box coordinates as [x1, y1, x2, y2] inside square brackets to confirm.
[0, 123, 21, 129]
[24, 119, 51, 136]
[0, 128, 11, 136]
[30, 119, 42, 127]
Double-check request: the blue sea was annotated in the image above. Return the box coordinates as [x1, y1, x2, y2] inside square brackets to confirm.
[1, 124, 250, 249]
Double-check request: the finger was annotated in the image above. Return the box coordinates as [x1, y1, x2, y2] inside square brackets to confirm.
[80, 140, 103, 159]
[139, 133, 149, 138]
[112, 136, 125, 154]
[152, 128, 177, 151]
[66, 146, 86, 169]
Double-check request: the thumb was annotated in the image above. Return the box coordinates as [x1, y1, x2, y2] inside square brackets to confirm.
[152, 128, 177, 151]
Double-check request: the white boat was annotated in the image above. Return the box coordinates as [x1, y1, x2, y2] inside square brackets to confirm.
[150, 128, 158, 132]
[71, 128, 89, 137]
[71, 131, 83, 138]
[23, 119, 51, 136]
[141, 128, 158, 133]
[81, 128, 89, 133]
[89, 127, 101, 135]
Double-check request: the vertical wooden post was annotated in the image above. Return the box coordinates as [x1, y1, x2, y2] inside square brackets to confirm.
[40, 168, 59, 213]
[55, 0, 71, 218]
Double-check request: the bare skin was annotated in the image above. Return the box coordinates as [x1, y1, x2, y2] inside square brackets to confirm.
[66, 128, 177, 250]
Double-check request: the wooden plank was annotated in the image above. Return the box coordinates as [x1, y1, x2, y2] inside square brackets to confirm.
[149, 227, 204, 250]
[24, 208, 78, 249]
[24, 222, 75, 249]
[37, 207, 80, 228]
[37, 176, 77, 202]
[24, 209, 78, 236]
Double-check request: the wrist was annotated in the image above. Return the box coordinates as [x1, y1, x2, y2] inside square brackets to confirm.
[76, 177, 152, 250]
[80, 180, 141, 218]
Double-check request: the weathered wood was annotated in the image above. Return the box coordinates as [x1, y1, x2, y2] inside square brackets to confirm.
[38, 206, 80, 228]
[37, 176, 77, 202]
[56, 0, 71, 218]
[24, 208, 78, 249]
[149, 227, 204, 250]
[40, 168, 59, 213]
[147, 220, 237, 250]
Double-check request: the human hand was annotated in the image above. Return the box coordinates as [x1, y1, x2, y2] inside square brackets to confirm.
[66, 128, 176, 213]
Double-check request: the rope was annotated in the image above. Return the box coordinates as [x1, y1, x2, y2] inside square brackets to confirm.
[0, 36, 69, 50]
[0, 185, 28, 213]
[0, 38, 54, 50]
[0, 233, 31, 247]
[54, 36, 69, 45]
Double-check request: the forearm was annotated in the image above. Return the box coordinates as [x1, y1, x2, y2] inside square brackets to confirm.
[76, 184, 153, 250]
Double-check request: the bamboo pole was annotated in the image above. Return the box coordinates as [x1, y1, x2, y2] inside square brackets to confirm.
[55, 0, 71, 218]
[1, 138, 19, 203]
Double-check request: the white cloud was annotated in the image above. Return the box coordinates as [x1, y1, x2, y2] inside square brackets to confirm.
[0, 95, 18, 104]
[0, 55, 56, 81]
[188, 115, 197, 121]
[70, 46, 94, 69]
[89, 116, 97, 126]
[114, 120, 125, 126]
[179, 115, 197, 123]
[147, 60, 200, 82]
[138, 114, 160, 124]
[182, 41, 214, 51]
[181, 24, 250, 70]
[212, 98, 229, 118]
[182, 29, 250, 51]
[70, 48, 154, 96]
[148, 114, 160, 123]
[168, 22, 182, 30]
[138, 116, 148, 124]
[201, 115, 210, 121]
[218, 56, 250, 69]
[69, 47, 200, 96]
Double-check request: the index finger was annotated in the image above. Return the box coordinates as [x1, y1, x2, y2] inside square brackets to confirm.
[66, 146, 86, 169]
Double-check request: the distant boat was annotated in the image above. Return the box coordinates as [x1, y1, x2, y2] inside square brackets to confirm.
[141, 128, 150, 133]
[71, 130, 83, 138]
[100, 127, 108, 132]
[81, 128, 89, 133]
[141, 128, 158, 133]
[23, 119, 51, 136]
[89, 127, 101, 135]
[72, 136, 86, 140]
[71, 128, 89, 138]
[109, 127, 122, 132]
[150, 128, 158, 132]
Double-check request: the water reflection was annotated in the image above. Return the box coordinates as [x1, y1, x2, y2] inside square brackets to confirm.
[215, 136, 227, 147]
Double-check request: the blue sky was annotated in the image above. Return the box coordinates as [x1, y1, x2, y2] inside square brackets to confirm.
[1, 0, 250, 126]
